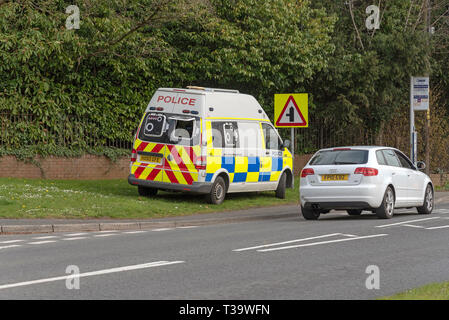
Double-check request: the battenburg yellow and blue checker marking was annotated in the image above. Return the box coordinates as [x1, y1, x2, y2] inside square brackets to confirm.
[205, 121, 292, 183]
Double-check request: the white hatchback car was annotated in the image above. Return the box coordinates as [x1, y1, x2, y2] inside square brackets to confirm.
[299, 146, 434, 220]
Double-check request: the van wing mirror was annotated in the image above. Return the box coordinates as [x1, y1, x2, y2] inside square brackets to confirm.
[417, 161, 426, 170]
[282, 140, 291, 149]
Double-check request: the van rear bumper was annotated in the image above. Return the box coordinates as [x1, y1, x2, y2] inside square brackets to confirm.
[128, 174, 212, 194]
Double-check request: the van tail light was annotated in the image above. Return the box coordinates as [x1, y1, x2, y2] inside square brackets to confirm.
[195, 156, 207, 170]
[354, 167, 378, 176]
[131, 149, 137, 163]
[301, 168, 315, 178]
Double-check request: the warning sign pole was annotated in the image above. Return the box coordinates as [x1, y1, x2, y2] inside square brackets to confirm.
[291, 127, 294, 181]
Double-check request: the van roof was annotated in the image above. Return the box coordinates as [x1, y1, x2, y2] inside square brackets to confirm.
[157, 87, 240, 95]
[149, 87, 270, 121]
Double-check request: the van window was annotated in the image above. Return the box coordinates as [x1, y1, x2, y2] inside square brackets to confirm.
[211, 121, 239, 148]
[381, 149, 401, 167]
[138, 112, 200, 146]
[309, 149, 368, 165]
[171, 118, 195, 141]
[141, 113, 166, 137]
[238, 122, 262, 149]
[261, 123, 283, 150]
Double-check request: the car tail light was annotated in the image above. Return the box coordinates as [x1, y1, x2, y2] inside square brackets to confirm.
[354, 167, 378, 176]
[301, 168, 315, 177]
[195, 156, 207, 170]
[131, 149, 137, 163]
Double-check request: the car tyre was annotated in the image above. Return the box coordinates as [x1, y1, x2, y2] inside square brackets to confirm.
[301, 206, 320, 220]
[207, 176, 226, 205]
[347, 209, 362, 216]
[138, 186, 158, 197]
[376, 186, 395, 219]
[275, 172, 287, 199]
[417, 184, 433, 214]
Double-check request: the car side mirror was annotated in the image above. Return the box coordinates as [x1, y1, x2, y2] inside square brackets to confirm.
[417, 161, 426, 170]
[283, 140, 291, 149]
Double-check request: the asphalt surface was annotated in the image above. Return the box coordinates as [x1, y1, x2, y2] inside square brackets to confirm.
[1, 203, 449, 299]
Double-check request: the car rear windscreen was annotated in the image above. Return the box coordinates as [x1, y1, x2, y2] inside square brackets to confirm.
[309, 149, 368, 165]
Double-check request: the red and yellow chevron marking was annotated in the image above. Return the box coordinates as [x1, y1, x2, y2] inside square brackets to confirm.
[134, 139, 165, 154]
[163, 145, 200, 185]
[131, 163, 164, 181]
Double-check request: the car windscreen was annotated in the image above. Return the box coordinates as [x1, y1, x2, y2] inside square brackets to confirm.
[138, 112, 200, 146]
[309, 149, 368, 165]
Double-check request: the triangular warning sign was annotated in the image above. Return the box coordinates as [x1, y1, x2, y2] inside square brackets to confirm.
[275, 95, 307, 127]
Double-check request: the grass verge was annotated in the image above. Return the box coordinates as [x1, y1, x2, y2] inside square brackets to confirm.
[0, 177, 299, 219]
[380, 282, 449, 300]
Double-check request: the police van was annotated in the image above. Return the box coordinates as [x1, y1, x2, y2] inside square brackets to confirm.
[128, 86, 293, 204]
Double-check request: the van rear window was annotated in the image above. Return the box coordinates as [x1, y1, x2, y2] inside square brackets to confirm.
[138, 112, 200, 146]
[141, 113, 166, 137]
[309, 149, 368, 165]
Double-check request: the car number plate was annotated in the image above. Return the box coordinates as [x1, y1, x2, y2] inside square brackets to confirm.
[140, 155, 162, 164]
[321, 174, 348, 181]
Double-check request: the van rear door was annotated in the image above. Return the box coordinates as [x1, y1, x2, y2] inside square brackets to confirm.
[162, 115, 201, 186]
[131, 113, 168, 183]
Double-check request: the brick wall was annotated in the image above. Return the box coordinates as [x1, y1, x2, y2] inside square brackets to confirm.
[0, 155, 130, 180]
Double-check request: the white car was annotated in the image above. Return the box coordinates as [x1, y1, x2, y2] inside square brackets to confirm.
[299, 146, 434, 220]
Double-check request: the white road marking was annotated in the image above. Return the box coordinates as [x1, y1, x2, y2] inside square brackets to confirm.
[32, 236, 59, 240]
[375, 217, 439, 228]
[426, 225, 449, 230]
[97, 230, 118, 233]
[233, 233, 342, 252]
[341, 234, 358, 237]
[176, 226, 199, 229]
[0, 245, 21, 250]
[258, 234, 389, 252]
[64, 233, 88, 237]
[94, 234, 118, 237]
[61, 237, 87, 241]
[28, 240, 57, 245]
[0, 240, 24, 244]
[0, 260, 185, 290]
[402, 224, 426, 229]
[152, 228, 174, 232]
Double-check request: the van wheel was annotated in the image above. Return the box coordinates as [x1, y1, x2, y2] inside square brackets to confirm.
[207, 176, 226, 205]
[301, 206, 320, 220]
[376, 186, 395, 219]
[347, 209, 362, 216]
[138, 186, 158, 197]
[275, 173, 287, 199]
[417, 184, 433, 214]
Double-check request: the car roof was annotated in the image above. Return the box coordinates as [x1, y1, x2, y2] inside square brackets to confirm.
[318, 146, 398, 152]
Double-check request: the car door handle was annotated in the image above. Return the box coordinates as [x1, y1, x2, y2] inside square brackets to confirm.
[392, 172, 396, 175]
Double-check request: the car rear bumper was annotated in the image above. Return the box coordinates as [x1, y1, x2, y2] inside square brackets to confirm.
[300, 183, 384, 209]
[128, 174, 212, 194]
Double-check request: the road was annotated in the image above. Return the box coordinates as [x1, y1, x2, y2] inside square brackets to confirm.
[1, 203, 449, 299]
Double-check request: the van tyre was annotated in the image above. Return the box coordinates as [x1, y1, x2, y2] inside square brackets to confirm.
[376, 186, 395, 219]
[301, 206, 320, 220]
[417, 184, 433, 214]
[138, 186, 158, 197]
[347, 209, 362, 216]
[207, 176, 226, 205]
[275, 172, 287, 199]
